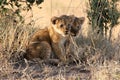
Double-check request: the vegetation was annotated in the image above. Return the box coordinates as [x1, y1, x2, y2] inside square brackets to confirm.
[87, 0, 120, 40]
[0, 0, 44, 24]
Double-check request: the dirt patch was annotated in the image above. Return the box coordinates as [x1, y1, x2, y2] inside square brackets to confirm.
[6, 59, 91, 80]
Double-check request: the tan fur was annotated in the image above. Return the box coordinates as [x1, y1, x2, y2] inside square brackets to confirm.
[60, 15, 85, 37]
[25, 15, 85, 63]
[25, 28, 52, 60]
[60, 15, 85, 62]
[25, 15, 72, 62]
[71, 16, 85, 37]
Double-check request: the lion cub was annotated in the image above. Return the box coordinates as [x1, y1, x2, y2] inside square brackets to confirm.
[60, 15, 85, 37]
[25, 15, 72, 62]
[60, 15, 85, 62]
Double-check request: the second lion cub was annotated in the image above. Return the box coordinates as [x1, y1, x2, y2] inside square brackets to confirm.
[25, 15, 72, 62]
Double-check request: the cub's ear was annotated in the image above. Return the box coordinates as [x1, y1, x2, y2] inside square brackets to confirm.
[79, 17, 85, 24]
[51, 16, 59, 24]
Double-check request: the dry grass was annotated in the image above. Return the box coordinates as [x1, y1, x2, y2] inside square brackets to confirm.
[90, 61, 120, 80]
[0, 0, 120, 80]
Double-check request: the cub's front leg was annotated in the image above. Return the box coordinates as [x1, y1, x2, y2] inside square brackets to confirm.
[52, 42, 66, 63]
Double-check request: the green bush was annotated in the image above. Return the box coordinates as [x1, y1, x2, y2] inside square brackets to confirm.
[87, 0, 120, 39]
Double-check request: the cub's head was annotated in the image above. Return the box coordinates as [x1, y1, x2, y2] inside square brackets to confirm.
[69, 15, 85, 37]
[51, 15, 72, 37]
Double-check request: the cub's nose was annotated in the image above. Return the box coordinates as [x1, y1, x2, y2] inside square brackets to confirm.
[65, 30, 68, 35]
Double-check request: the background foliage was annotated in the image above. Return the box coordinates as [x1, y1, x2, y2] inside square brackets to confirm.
[87, 0, 120, 40]
[0, 0, 44, 22]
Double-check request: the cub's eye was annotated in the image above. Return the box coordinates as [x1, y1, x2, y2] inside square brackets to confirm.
[60, 24, 64, 28]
